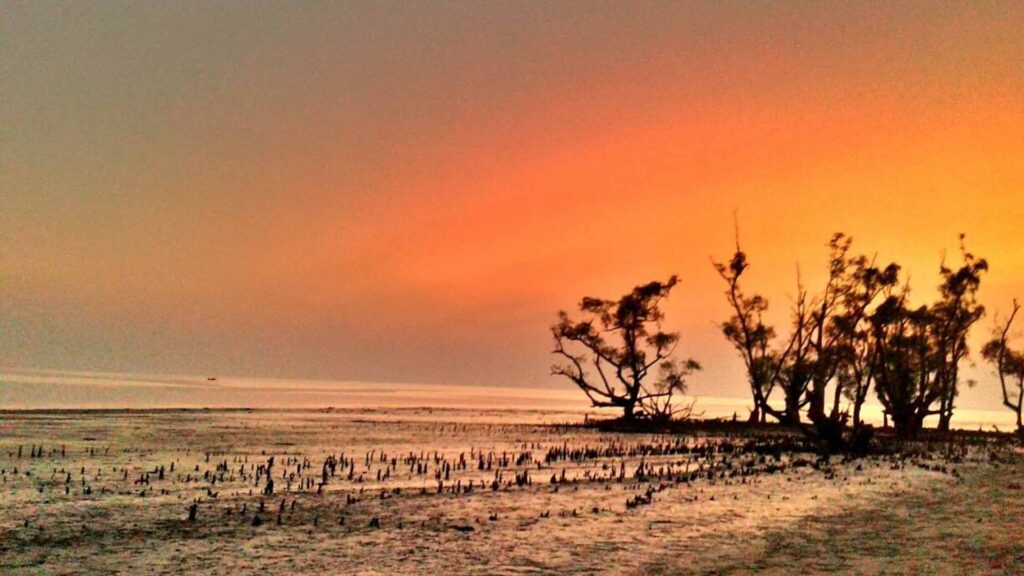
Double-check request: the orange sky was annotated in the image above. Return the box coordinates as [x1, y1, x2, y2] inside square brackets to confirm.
[2, 2, 1023, 411]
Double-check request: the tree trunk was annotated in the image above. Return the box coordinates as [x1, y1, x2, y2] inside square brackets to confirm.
[747, 405, 761, 425]
[936, 391, 953, 432]
[894, 419, 917, 438]
[807, 389, 825, 428]
[831, 384, 843, 422]
[783, 392, 802, 426]
[892, 409, 923, 438]
[780, 411, 801, 426]
[623, 403, 636, 421]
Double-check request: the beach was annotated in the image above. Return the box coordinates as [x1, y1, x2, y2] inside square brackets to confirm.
[1, 408, 1019, 575]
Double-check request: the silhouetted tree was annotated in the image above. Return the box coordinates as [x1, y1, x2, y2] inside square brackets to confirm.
[717, 230, 992, 447]
[714, 243, 803, 425]
[932, 238, 988, 431]
[801, 234, 900, 446]
[869, 293, 939, 436]
[737, 233, 898, 448]
[802, 235, 856, 431]
[779, 279, 815, 426]
[982, 300, 1024, 438]
[638, 370, 703, 422]
[551, 276, 701, 421]
[869, 237, 987, 436]
[830, 249, 901, 430]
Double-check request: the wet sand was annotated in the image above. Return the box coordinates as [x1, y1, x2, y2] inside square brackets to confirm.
[698, 453, 1024, 575]
[0, 409, 1019, 575]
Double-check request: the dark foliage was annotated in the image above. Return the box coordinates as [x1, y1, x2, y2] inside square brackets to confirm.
[551, 277, 701, 421]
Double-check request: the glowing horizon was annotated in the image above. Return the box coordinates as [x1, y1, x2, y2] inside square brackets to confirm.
[3, 2, 1023, 414]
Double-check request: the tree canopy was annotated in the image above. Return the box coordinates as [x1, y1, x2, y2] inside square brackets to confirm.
[551, 276, 700, 421]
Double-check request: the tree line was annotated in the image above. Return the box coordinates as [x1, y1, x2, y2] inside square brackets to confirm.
[551, 232, 1024, 446]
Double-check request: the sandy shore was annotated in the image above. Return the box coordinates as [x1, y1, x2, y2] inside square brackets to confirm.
[0, 410, 1019, 575]
[690, 455, 1024, 575]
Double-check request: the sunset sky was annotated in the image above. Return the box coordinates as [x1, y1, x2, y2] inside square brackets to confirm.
[3, 2, 1023, 410]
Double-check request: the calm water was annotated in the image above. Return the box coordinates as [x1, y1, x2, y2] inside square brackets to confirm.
[0, 367, 1015, 430]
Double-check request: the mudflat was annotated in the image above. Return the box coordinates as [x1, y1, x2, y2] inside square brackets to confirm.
[0, 410, 1019, 575]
